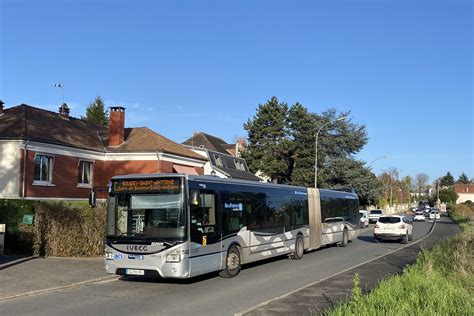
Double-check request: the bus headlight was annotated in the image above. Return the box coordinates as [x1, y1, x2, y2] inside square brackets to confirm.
[105, 251, 114, 260]
[166, 253, 181, 263]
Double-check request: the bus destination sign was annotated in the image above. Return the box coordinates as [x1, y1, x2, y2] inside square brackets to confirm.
[113, 179, 180, 192]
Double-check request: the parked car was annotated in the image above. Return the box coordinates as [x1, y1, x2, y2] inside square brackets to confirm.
[429, 210, 440, 220]
[359, 210, 369, 228]
[413, 213, 426, 221]
[374, 215, 413, 244]
[368, 209, 384, 223]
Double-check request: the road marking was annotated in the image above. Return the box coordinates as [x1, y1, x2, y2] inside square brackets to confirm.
[0, 275, 119, 303]
[235, 219, 437, 316]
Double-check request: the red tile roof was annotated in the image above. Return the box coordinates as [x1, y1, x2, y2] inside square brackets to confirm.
[454, 184, 474, 193]
[0, 104, 206, 161]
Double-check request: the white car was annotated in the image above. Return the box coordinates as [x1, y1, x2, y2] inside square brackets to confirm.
[429, 211, 440, 220]
[359, 210, 369, 228]
[368, 209, 384, 223]
[374, 215, 413, 244]
[413, 213, 426, 221]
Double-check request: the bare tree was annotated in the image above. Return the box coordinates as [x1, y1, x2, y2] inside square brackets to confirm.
[415, 173, 430, 202]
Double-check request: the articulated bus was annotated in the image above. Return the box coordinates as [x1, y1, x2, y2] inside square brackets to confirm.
[104, 174, 360, 279]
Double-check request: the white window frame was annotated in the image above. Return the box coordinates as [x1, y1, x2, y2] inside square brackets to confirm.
[214, 155, 223, 167]
[32, 153, 55, 186]
[234, 159, 246, 171]
[77, 159, 94, 188]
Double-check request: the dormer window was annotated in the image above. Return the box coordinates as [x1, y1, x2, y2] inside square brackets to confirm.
[235, 159, 246, 171]
[215, 155, 224, 167]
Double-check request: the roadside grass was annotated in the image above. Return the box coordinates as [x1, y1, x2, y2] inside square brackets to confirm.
[326, 210, 474, 316]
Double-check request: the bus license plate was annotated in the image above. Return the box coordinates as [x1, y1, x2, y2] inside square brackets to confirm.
[126, 269, 145, 276]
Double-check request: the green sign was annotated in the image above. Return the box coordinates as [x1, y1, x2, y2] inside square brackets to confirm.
[22, 214, 34, 225]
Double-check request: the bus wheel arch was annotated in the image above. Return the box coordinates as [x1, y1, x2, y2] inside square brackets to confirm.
[290, 233, 304, 260]
[219, 244, 241, 278]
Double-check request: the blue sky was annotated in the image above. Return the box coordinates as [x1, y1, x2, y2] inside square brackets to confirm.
[1, 0, 472, 182]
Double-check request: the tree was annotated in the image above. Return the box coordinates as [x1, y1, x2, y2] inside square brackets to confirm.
[82, 96, 109, 127]
[243, 97, 290, 183]
[439, 171, 455, 187]
[415, 173, 430, 201]
[438, 188, 459, 204]
[456, 172, 470, 184]
[321, 157, 380, 206]
[244, 97, 374, 203]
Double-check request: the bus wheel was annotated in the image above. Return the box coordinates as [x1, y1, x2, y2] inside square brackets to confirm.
[219, 245, 241, 278]
[290, 235, 304, 260]
[339, 228, 348, 247]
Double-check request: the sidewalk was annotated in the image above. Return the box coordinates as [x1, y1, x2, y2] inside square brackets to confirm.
[242, 216, 461, 315]
[0, 257, 115, 301]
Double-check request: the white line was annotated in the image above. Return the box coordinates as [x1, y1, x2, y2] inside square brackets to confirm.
[0, 276, 119, 303]
[235, 220, 437, 316]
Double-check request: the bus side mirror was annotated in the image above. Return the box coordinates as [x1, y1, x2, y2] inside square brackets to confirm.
[189, 191, 201, 207]
[89, 189, 96, 208]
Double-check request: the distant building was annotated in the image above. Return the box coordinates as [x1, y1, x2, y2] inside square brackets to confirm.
[454, 184, 474, 204]
[0, 102, 207, 200]
[182, 132, 261, 181]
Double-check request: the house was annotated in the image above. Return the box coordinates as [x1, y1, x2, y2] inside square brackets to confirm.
[182, 132, 261, 181]
[454, 184, 474, 204]
[0, 102, 207, 200]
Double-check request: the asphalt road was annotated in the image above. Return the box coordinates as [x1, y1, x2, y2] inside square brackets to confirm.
[0, 218, 432, 316]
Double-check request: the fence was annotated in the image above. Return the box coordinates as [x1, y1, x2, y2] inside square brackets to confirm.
[0, 199, 36, 254]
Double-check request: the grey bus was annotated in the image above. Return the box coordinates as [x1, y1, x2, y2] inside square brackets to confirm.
[104, 174, 360, 279]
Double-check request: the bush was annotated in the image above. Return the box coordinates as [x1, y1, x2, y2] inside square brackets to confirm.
[34, 201, 106, 257]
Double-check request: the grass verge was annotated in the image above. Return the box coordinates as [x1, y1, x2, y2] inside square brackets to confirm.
[326, 210, 474, 315]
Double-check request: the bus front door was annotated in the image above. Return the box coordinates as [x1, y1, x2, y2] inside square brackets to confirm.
[189, 190, 222, 276]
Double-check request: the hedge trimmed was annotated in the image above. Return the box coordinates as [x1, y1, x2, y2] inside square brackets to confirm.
[34, 201, 106, 257]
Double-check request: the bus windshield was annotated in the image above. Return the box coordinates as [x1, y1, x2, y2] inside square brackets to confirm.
[110, 178, 186, 241]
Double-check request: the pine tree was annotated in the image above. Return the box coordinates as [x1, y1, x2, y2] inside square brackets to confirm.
[440, 171, 455, 187]
[243, 97, 290, 183]
[457, 172, 470, 184]
[82, 96, 109, 127]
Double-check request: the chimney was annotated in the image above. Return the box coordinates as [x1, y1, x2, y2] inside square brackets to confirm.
[58, 102, 70, 119]
[0, 100, 4, 116]
[109, 106, 125, 146]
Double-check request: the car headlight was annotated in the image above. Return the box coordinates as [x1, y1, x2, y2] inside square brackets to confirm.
[166, 253, 181, 263]
[105, 251, 114, 260]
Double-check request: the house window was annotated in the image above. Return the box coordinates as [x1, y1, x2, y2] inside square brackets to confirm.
[235, 160, 246, 171]
[215, 155, 224, 167]
[33, 154, 54, 184]
[78, 160, 94, 187]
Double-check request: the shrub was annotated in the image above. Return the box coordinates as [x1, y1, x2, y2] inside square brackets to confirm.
[34, 201, 106, 257]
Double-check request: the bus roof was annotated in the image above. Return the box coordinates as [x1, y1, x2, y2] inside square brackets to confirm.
[110, 173, 358, 198]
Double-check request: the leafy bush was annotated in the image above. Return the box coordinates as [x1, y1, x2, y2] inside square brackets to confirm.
[34, 201, 106, 257]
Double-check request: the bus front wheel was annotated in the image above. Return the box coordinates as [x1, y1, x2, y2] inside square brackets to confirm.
[219, 245, 241, 278]
[290, 235, 304, 260]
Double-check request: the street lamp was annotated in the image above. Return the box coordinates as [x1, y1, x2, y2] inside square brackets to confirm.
[314, 116, 346, 188]
[369, 155, 388, 166]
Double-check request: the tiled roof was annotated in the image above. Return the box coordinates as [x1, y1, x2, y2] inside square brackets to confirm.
[454, 184, 474, 193]
[0, 104, 107, 151]
[107, 127, 206, 160]
[0, 104, 206, 161]
[182, 132, 230, 154]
